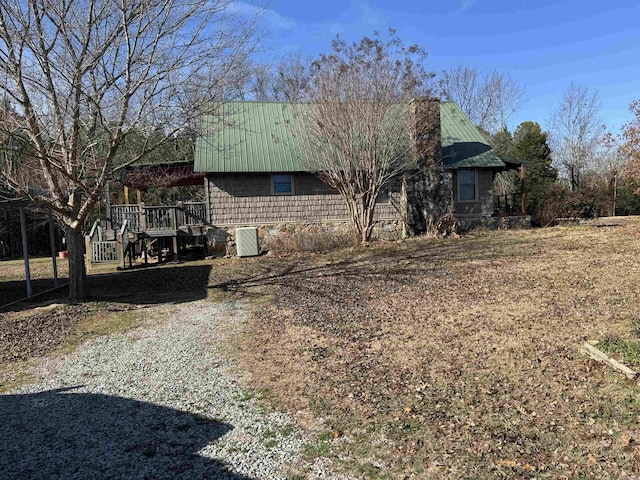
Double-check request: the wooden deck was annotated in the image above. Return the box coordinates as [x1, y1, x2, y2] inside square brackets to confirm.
[86, 202, 208, 268]
[110, 202, 207, 237]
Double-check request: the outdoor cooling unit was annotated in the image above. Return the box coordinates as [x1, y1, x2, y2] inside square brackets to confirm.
[236, 227, 259, 257]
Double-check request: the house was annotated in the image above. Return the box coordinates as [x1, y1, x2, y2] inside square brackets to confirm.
[194, 98, 529, 249]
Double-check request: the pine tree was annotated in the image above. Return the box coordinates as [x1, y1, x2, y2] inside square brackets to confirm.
[491, 127, 513, 156]
[509, 122, 557, 222]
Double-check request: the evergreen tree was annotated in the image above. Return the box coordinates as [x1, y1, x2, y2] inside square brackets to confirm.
[509, 121, 557, 223]
[491, 127, 513, 156]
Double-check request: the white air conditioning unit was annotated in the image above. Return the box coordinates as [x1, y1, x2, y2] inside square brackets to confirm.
[236, 227, 259, 257]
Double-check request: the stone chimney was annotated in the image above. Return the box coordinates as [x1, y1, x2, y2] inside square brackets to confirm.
[404, 97, 452, 235]
[409, 97, 441, 168]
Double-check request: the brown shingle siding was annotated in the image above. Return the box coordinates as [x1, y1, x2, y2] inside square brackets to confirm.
[207, 173, 400, 226]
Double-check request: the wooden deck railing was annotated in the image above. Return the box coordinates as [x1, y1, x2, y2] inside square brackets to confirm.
[181, 201, 207, 225]
[494, 193, 526, 216]
[111, 205, 142, 231]
[110, 202, 206, 233]
[91, 240, 118, 263]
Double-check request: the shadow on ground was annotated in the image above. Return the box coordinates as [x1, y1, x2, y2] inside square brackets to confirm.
[0, 387, 252, 480]
[1, 263, 213, 312]
[208, 232, 539, 300]
[88, 263, 213, 304]
[0, 277, 69, 307]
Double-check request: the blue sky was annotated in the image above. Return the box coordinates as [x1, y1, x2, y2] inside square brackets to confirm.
[243, 0, 640, 134]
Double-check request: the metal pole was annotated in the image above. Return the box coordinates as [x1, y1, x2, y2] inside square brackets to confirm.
[19, 206, 32, 298]
[48, 208, 59, 287]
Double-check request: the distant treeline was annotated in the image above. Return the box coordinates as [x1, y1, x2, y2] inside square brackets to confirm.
[0, 207, 64, 258]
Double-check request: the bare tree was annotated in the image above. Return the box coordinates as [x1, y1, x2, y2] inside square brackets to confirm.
[285, 31, 435, 242]
[594, 132, 626, 215]
[439, 65, 526, 133]
[0, 0, 260, 300]
[550, 83, 603, 190]
[274, 53, 313, 102]
[621, 101, 640, 183]
[237, 53, 312, 101]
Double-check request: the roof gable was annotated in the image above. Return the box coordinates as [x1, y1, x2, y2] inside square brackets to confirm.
[440, 102, 506, 169]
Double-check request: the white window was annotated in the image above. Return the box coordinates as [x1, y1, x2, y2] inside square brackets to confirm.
[272, 174, 293, 194]
[458, 169, 477, 202]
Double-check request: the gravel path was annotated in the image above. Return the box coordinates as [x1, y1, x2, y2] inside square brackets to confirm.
[0, 300, 314, 479]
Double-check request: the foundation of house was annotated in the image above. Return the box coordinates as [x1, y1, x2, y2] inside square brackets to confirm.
[208, 220, 403, 256]
[457, 214, 532, 230]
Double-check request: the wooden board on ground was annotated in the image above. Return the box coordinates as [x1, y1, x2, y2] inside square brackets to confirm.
[582, 342, 638, 379]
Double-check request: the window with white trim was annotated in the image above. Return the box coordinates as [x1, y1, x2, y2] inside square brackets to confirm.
[458, 169, 477, 202]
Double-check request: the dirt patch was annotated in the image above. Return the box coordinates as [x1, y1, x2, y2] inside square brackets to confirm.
[231, 224, 640, 479]
[0, 304, 91, 363]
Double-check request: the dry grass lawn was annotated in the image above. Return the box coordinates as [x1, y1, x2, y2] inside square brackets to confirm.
[212, 221, 640, 479]
[3, 221, 640, 479]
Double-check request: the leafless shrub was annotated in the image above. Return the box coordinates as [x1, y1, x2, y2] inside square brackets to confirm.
[433, 212, 460, 238]
[262, 225, 356, 254]
[538, 182, 609, 225]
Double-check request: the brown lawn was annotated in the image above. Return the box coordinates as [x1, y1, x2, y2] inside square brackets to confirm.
[217, 221, 640, 479]
[3, 221, 640, 479]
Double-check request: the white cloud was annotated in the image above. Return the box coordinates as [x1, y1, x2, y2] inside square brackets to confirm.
[309, 0, 389, 42]
[355, 0, 387, 26]
[460, 0, 478, 12]
[231, 1, 297, 31]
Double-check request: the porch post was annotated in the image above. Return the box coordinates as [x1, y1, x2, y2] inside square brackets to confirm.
[204, 177, 211, 224]
[519, 164, 527, 215]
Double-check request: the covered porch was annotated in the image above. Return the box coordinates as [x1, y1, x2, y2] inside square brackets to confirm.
[492, 162, 528, 217]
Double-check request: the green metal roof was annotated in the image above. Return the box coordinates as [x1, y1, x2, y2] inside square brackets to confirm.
[195, 102, 304, 173]
[440, 101, 507, 169]
[194, 101, 512, 173]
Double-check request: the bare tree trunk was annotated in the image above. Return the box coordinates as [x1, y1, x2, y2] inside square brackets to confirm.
[363, 223, 374, 243]
[66, 227, 88, 302]
[360, 209, 372, 243]
[343, 194, 365, 244]
[358, 191, 374, 243]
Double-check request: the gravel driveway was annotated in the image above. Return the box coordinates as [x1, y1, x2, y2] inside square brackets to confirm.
[0, 300, 312, 479]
